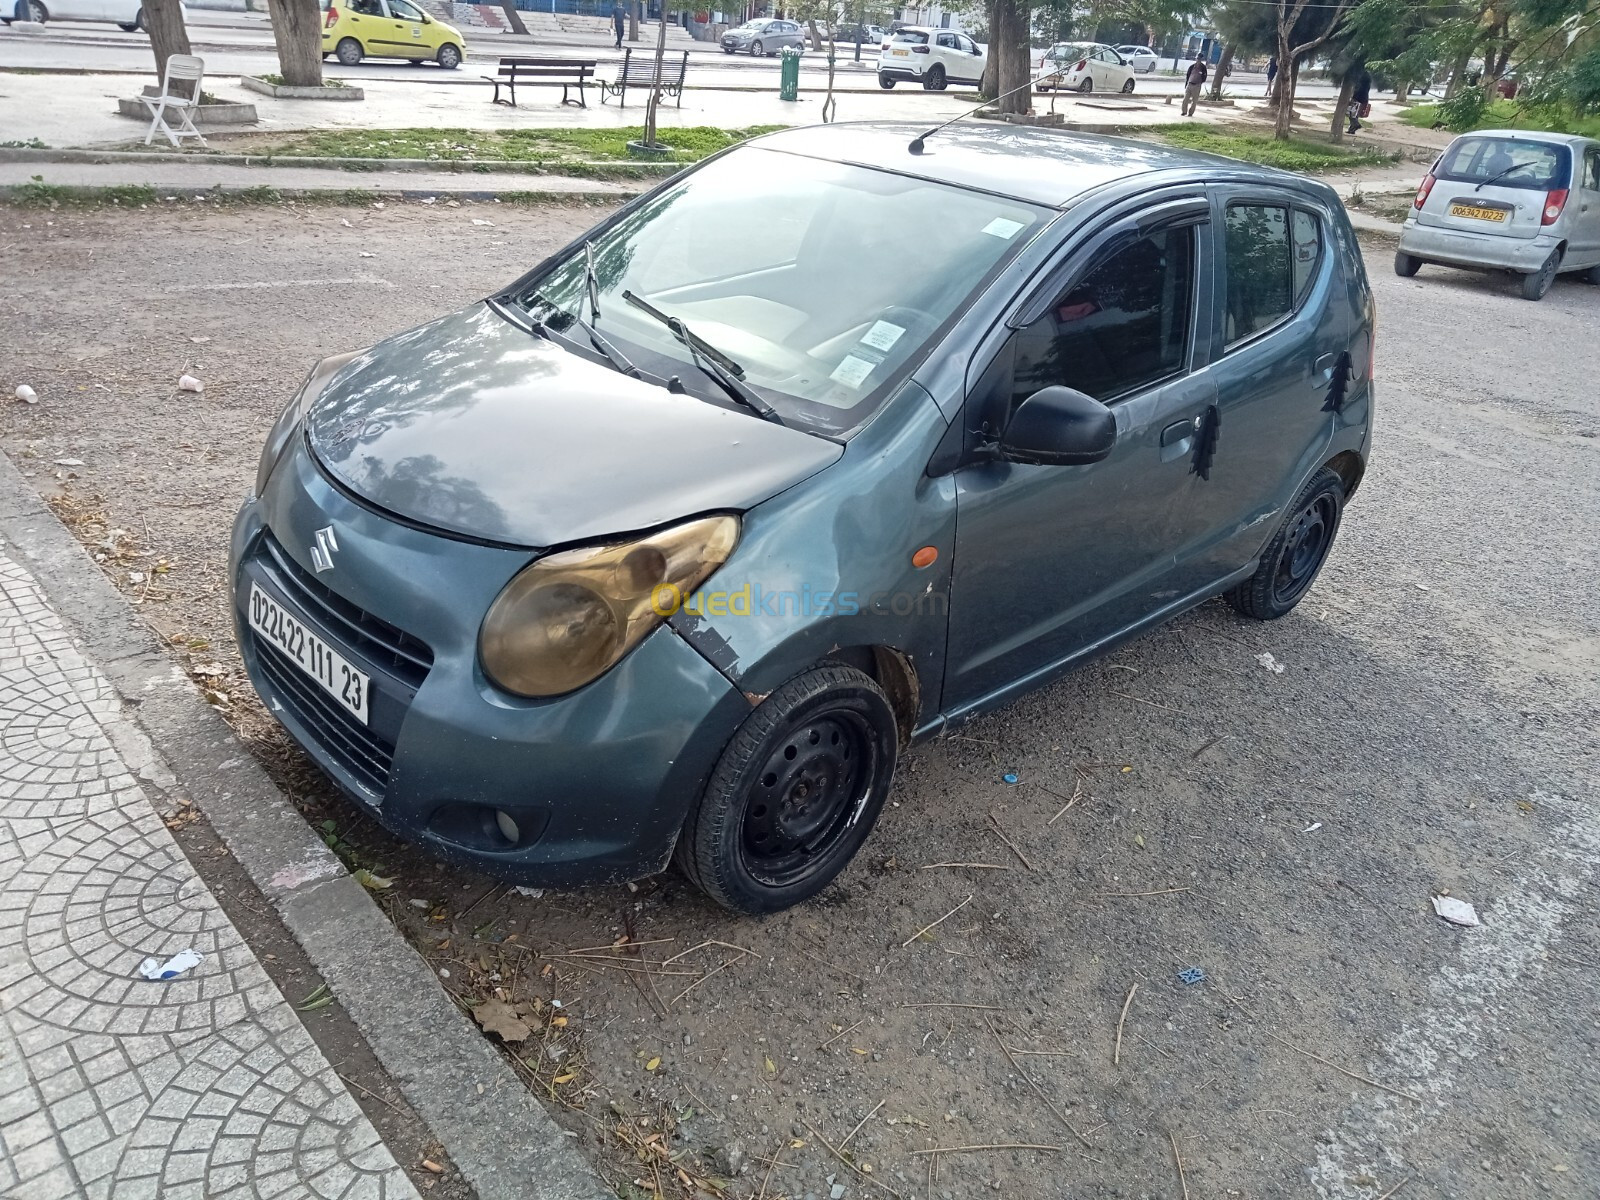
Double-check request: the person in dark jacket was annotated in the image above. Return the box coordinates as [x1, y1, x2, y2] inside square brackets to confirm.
[1266, 56, 1277, 93]
[1182, 54, 1208, 116]
[1347, 68, 1372, 134]
[612, 2, 626, 48]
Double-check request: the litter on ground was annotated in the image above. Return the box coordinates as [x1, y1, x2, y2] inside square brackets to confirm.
[138, 948, 201, 980]
[1431, 895, 1481, 927]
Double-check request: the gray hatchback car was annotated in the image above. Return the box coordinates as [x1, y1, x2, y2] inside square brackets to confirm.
[233, 124, 1375, 914]
[720, 16, 804, 55]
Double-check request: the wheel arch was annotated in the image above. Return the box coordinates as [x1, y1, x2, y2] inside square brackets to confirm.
[1323, 448, 1366, 501]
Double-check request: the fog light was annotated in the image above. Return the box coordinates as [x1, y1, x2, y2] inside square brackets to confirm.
[495, 809, 520, 844]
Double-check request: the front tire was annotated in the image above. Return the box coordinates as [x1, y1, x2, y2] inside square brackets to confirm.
[436, 42, 461, 69]
[1121, 77, 1134, 93]
[1393, 250, 1421, 277]
[751, 39, 765, 56]
[27, 0, 48, 20]
[336, 37, 363, 66]
[1226, 467, 1345, 620]
[676, 665, 898, 915]
[923, 64, 945, 90]
[1521, 249, 1560, 300]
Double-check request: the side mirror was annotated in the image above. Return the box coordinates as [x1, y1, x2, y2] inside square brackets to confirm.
[999, 386, 1117, 466]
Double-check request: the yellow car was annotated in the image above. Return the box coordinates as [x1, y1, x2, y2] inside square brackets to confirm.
[321, 0, 465, 69]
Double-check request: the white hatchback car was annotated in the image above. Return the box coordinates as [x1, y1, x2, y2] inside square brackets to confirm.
[877, 26, 986, 91]
[1036, 42, 1136, 93]
[1396, 129, 1600, 300]
[2, 0, 179, 29]
[1116, 45, 1159, 73]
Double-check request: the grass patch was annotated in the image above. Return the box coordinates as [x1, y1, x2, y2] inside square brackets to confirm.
[1400, 98, 1600, 139]
[252, 125, 785, 164]
[0, 138, 48, 149]
[252, 73, 350, 88]
[1154, 124, 1397, 173]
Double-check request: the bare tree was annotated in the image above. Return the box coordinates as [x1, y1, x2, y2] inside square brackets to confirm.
[1273, 0, 1352, 139]
[641, 2, 671, 149]
[992, 0, 1031, 114]
[266, 0, 325, 87]
[143, 0, 193, 91]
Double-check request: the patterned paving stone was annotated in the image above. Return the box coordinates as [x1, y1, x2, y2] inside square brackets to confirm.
[0, 549, 421, 1200]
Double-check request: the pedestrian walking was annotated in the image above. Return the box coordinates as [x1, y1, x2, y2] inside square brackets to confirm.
[1347, 68, 1372, 134]
[612, 1, 626, 48]
[1266, 56, 1277, 92]
[1182, 54, 1208, 117]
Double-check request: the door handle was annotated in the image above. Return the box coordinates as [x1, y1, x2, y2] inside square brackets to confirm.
[1160, 417, 1198, 447]
[1313, 352, 1337, 388]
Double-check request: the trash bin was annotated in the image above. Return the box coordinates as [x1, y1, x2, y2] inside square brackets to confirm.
[779, 47, 801, 102]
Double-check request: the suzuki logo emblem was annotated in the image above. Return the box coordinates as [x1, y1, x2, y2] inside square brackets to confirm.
[310, 526, 339, 574]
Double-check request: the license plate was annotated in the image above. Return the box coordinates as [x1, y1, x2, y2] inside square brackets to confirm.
[892, 48, 907, 55]
[249, 583, 369, 724]
[1449, 203, 1508, 223]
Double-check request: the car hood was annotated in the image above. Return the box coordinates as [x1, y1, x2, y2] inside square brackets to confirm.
[306, 303, 842, 549]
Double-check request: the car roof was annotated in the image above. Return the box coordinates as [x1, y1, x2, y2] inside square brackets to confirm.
[1449, 129, 1594, 148]
[753, 122, 1290, 208]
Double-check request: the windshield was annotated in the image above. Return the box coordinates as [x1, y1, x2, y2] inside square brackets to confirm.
[1435, 136, 1571, 190]
[892, 30, 928, 44]
[506, 147, 1048, 435]
[735, 20, 765, 30]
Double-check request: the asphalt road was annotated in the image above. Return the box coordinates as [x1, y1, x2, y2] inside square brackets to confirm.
[0, 16, 1335, 99]
[0, 202, 1593, 1200]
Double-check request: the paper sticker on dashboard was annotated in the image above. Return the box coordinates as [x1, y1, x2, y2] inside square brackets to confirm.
[830, 355, 876, 388]
[982, 217, 1026, 239]
[860, 321, 905, 353]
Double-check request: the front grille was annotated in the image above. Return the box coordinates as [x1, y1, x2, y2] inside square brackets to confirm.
[254, 638, 394, 797]
[258, 532, 433, 688]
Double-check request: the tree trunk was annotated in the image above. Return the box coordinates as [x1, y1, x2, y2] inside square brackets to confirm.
[1208, 44, 1232, 100]
[1273, 33, 1295, 139]
[993, 0, 1029, 114]
[1329, 72, 1355, 143]
[499, 0, 527, 36]
[266, 0, 323, 87]
[629, 0, 640, 42]
[1395, 81, 1411, 104]
[144, 0, 193, 91]
[643, 6, 668, 146]
[978, 0, 998, 97]
[806, 17, 822, 50]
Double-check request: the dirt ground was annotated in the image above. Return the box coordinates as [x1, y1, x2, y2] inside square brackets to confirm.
[2, 199, 1597, 1200]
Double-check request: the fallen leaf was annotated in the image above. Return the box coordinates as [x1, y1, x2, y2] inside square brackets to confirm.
[552, 1072, 576, 1084]
[352, 868, 393, 890]
[645, 1056, 661, 1071]
[473, 998, 532, 1043]
[764, 1055, 776, 1073]
[851, 1047, 869, 1055]
[789, 1139, 806, 1149]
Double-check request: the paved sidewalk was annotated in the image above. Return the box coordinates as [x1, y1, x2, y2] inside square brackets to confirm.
[0, 544, 421, 1200]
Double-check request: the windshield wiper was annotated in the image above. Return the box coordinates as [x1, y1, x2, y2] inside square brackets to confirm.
[1475, 160, 1536, 191]
[520, 291, 641, 379]
[620, 290, 785, 425]
[584, 240, 602, 323]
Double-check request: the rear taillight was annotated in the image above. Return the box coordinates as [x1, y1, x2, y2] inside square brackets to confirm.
[1542, 188, 1568, 224]
[912, 44, 929, 53]
[324, 4, 338, 27]
[1414, 173, 1434, 209]
[1075, 58, 1087, 71]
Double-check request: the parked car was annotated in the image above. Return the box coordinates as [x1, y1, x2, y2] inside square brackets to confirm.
[320, 0, 464, 68]
[234, 123, 1374, 915]
[1, 0, 183, 32]
[1116, 44, 1159, 73]
[1395, 129, 1600, 300]
[720, 17, 804, 56]
[835, 22, 883, 45]
[877, 26, 985, 90]
[1037, 41, 1136, 93]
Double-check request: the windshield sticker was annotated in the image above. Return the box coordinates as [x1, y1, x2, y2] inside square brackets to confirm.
[830, 355, 877, 389]
[860, 321, 905, 353]
[982, 217, 1026, 240]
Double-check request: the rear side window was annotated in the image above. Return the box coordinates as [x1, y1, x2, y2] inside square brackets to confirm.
[1291, 210, 1321, 305]
[1584, 149, 1600, 191]
[1012, 226, 1196, 404]
[1225, 204, 1298, 344]
[1435, 136, 1571, 190]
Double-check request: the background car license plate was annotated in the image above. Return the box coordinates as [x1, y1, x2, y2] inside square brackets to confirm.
[1450, 203, 1507, 222]
[248, 583, 369, 724]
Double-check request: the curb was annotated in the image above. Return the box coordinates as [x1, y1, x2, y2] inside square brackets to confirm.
[0, 453, 614, 1200]
[0, 181, 641, 204]
[0, 145, 680, 178]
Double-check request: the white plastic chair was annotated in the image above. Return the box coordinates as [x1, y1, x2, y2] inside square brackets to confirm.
[141, 54, 207, 149]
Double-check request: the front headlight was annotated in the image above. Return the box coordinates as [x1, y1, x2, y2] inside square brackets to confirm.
[255, 350, 362, 497]
[480, 514, 740, 698]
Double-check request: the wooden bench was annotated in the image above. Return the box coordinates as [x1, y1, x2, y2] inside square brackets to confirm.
[598, 47, 690, 108]
[483, 57, 597, 108]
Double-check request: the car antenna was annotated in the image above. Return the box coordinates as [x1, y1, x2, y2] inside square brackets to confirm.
[909, 64, 1063, 155]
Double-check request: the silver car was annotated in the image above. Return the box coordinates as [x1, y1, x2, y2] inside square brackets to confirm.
[1396, 129, 1600, 300]
[720, 17, 804, 56]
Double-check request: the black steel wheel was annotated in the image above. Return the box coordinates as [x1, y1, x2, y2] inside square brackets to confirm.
[1521, 249, 1560, 300]
[1226, 467, 1345, 620]
[676, 664, 898, 914]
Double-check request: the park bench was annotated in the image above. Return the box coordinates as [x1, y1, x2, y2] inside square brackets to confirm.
[599, 47, 690, 108]
[484, 57, 597, 108]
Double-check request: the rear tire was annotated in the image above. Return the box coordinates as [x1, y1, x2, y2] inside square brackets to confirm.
[336, 37, 363, 66]
[923, 64, 945, 90]
[1078, 77, 1093, 93]
[1521, 249, 1560, 300]
[1582, 263, 1600, 285]
[437, 42, 461, 69]
[675, 665, 898, 915]
[1226, 467, 1345, 620]
[27, 0, 48, 20]
[1393, 250, 1421, 277]
[878, 74, 895, 89]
